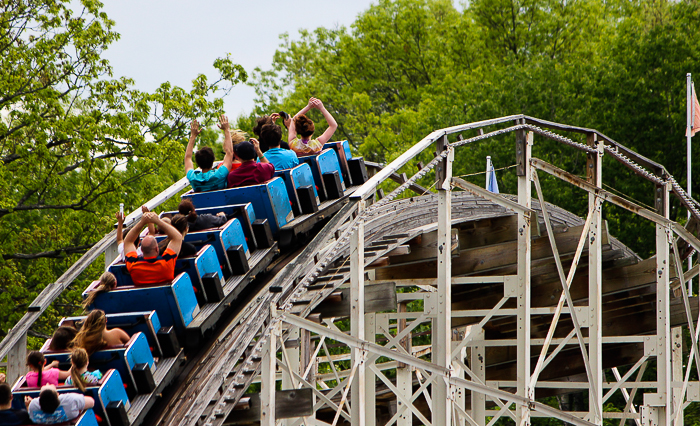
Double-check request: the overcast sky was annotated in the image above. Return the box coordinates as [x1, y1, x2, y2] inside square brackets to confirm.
[97, 0, 376, 119]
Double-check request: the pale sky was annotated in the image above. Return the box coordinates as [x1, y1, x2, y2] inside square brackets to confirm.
[97, 1, 377, 119]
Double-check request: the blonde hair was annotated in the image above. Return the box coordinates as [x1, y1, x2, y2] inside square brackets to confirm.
[69, 348, 90, 392]
[231, 129, 248, 145]
[72, 310, 107, 356]
[82, 272, 117, 310]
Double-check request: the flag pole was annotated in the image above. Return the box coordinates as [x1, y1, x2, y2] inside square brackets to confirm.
[688, 73, 693, 295]
[486, 156, 492, 190]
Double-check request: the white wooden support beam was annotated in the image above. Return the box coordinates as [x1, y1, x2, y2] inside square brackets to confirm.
[517, 129, 533, 426]
[104, 240, 119, 269]
[282, 327, 301, 426]
[470, 327, 486, 426]
[5, 330, 26, 385]
[261, 320, 279, 426]
[453, 345, 467, 426]
[396, 302, 413, 426]
[365, 313, 376, 426]
[588, 133, 604, 425]
[656, 181, 672, 426]
[396, 364, 413, 426]
[671, 327, 683, 426]
[282, 327, 300, 390]
[434, 136, 453, 426]
[351, 200, 366, 426]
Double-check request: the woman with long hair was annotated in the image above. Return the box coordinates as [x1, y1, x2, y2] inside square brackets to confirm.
[64, 348, 102, 392]
[287, 97, 337, 156]
[178, 199, 227, 232]
[82, 272, 117, 310]
[72, 310, 130, 356]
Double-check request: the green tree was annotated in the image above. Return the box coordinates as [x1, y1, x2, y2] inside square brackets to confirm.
[0, 0, 246, 340]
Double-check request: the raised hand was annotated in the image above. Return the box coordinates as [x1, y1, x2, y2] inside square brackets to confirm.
[270, 113, 280, 121]
[116, 211, 124, 223]
[309, 97, 323, 109]
[218, 114, 229, 131]
[190, 120, 201, 137]
[143, 212, 158, 223]
[141, 205, 150, 214]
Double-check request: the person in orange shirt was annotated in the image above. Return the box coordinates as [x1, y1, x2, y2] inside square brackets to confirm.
[123, 212, 183, 286]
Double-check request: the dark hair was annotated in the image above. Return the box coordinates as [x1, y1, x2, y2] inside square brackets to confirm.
[0, 382, 12, 406]
[82, 272, 117, 310]
[234, 141, 257, 161]
[39, 387, 60, 413]
[159, 214, 188, 254]
[260, 123, 282, 148]
[27, 351, 45, 386]
[48, 326, 78, 351]
[178, 199, 197, 223]
[253, 116, 273, 137]
[294, 114, 315, 138]
[194, 146, 215, 170]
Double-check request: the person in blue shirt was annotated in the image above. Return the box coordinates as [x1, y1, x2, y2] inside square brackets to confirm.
[261, 122, 299, 170]
[185, 115, 234, 192]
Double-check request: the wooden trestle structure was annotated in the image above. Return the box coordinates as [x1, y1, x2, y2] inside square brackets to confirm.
[4, 115, 700, 426]
[197, 115, 700, 426]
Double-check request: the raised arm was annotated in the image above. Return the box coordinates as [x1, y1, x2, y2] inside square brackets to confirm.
[116, 211, 125, 245]
[288, 99, 314, 142]
[184, 120, 201, 172]
[124, 216, 147, 254]
[142, 205, 155, 235]
[147, 213, 183, 255]
[218, 114, 233, 170]
[250, 139, 269, 163]
[314, 99, 338, 144]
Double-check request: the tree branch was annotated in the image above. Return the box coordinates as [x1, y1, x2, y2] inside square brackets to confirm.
[2, 244, 94, 260]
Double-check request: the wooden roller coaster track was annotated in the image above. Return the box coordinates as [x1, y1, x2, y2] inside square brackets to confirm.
[3, 115, 700, 426]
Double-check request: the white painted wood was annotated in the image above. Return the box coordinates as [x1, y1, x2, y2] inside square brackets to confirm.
[588, 135, 604, 426]
[656, 182, 672, 426]
[6, 331, 26, 385]
[434, 141, 453, 426]
[261, 323, 278, 426]
[517, 130, 532, 426]
[351, 200, 366, 426]
[364, 313, 376, 426]
[470, 327, 485, 426]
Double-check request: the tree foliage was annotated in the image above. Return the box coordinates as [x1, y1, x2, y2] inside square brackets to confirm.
[0, 0, 246, 340]
[240, 0, 700, 259]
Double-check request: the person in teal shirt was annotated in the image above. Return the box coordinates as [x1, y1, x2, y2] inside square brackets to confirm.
[185, 115, 234, 192]
[261, 122, 299, 170]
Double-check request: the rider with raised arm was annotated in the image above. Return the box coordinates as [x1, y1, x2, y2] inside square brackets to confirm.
[185, 115, 234, 192]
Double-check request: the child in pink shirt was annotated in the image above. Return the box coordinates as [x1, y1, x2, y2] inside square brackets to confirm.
[25, 351, 70, 387]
